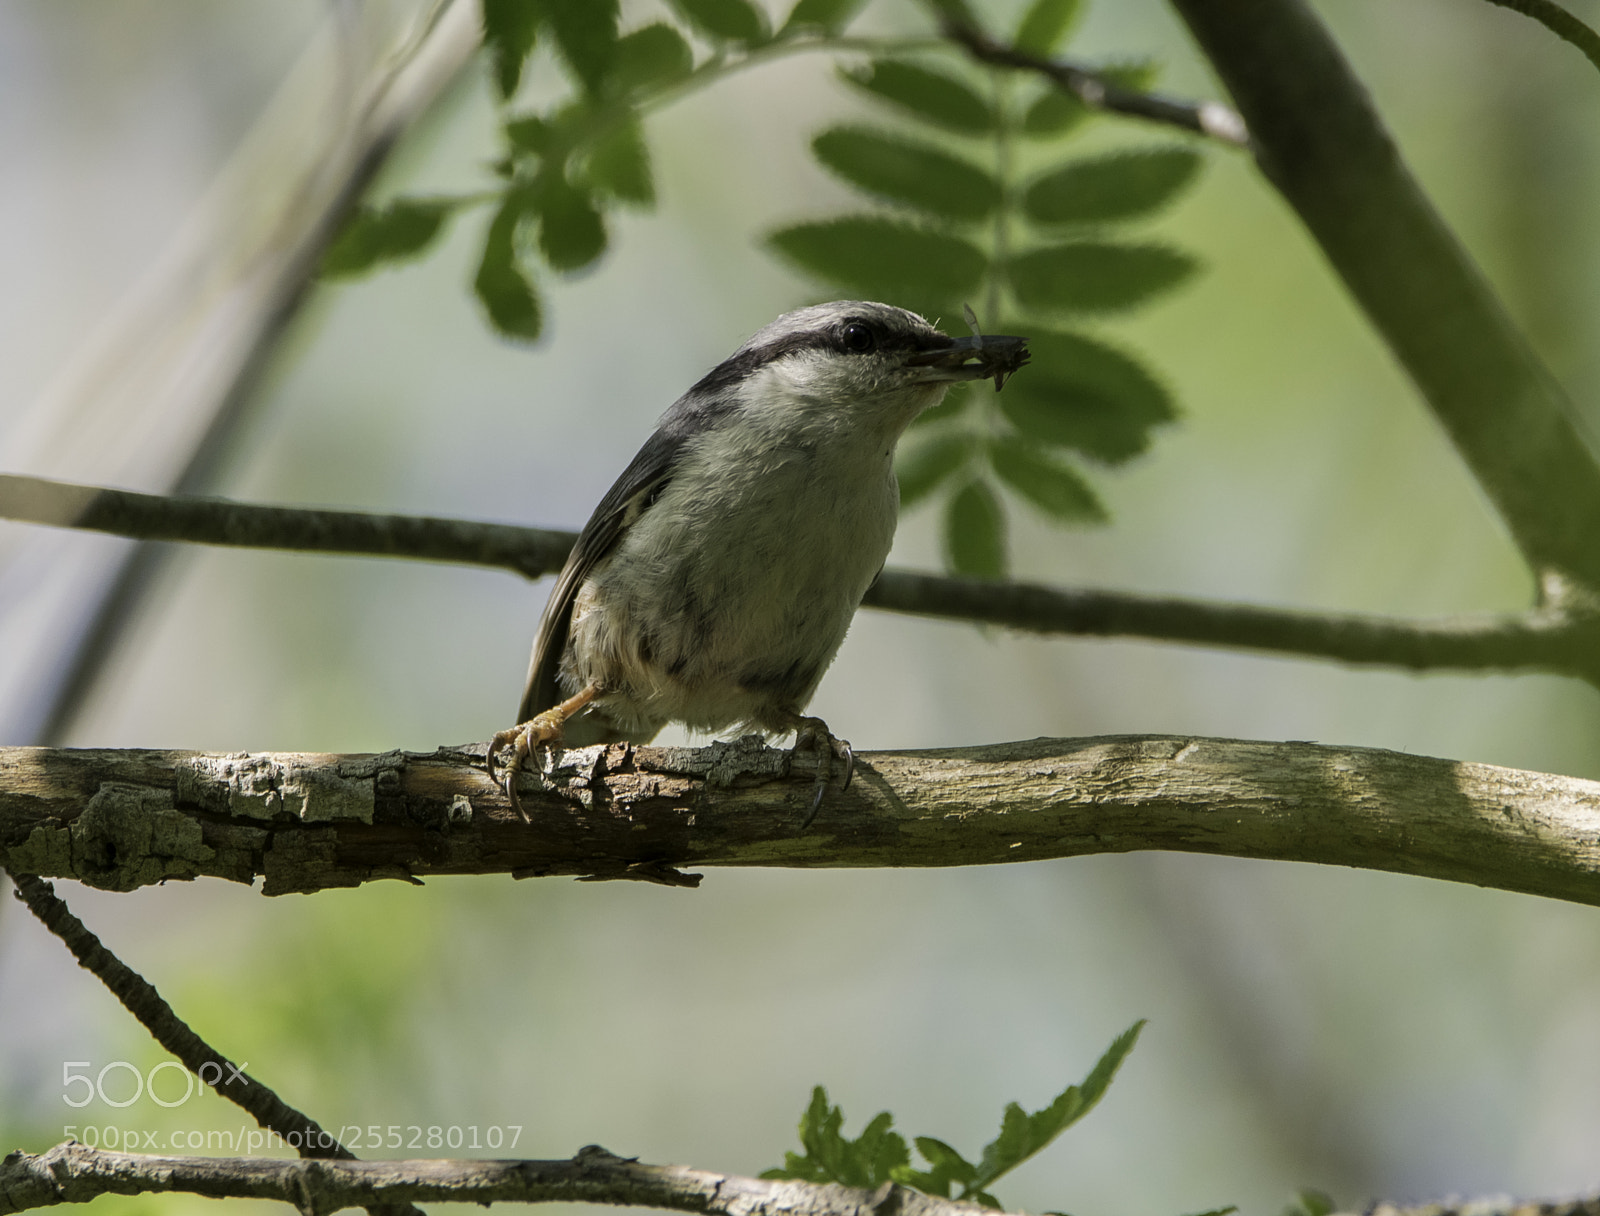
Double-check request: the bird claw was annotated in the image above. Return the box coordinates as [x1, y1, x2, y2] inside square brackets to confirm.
[486, 710, 566, 823]
[790, 716, 853, 828]
[486, 683, 601, 823]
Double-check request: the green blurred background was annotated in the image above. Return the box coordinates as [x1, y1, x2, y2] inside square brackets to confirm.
[5, 2, 1600, 1213]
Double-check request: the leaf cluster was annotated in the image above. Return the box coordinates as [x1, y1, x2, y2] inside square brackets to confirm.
[761, 1020, 1148, 1209]
[319, 0, 1205, 579]
[767, 0, 1204, 577]
[320, 0, 871, 339]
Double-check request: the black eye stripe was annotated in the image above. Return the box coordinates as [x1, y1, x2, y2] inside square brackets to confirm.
[686, 314, 953, 395]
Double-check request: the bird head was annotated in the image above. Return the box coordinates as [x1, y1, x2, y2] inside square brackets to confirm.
[689, 301, 1029, 439]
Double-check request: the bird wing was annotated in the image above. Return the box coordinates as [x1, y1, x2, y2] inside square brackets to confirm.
[516, 430, 686, 724]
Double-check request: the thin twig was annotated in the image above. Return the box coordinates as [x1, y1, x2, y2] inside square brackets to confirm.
[2, 472, 1594, 682]
[864, 570, 1588, 676]
[6, 875, 421, 1216]
[0, 473, 573, 579]
[1483, 0, 1600, 75]
[939, 19, 1250, 146]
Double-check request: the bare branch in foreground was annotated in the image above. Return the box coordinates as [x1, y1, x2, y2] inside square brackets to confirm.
[939, 18, 1250, 146]
[1364, 1199, 1600, 1216]
[0, 1142, 987, 1216]
[4, 473, 1597, 683]
[4, 736, 1600, 906]
[7, 876, 421, 1216]
[6, 1142, 1600, 1216]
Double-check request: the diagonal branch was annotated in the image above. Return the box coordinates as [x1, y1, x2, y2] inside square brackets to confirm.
[5, 473, 1598, 683]
[5, 736, 1600, 906]
[1483, 0, 1600, 75]
[7, 875, 421, 1216]
[939, 18, 1250, 145]
[13, 0, 482, 748]
[1168, 0, 1600, 591]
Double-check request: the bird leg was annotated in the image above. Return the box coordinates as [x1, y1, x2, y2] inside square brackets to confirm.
[781, 714, 855, 828]
[487, 683, 600, 822]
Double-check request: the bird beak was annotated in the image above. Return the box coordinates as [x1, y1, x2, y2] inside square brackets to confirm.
[907, 333, 1030, 391]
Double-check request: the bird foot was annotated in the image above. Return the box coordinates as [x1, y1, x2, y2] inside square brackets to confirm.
[487, 712, 565, 823]
[486, 683, 600, 822]
[788, 716, 854, 828]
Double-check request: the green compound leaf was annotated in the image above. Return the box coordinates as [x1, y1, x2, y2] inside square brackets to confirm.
[839, 60, 994, 133]
[474, 195, 543, 341]
[504, 112, 555, 156]
[1007, 241, 1196, 314]
[483, 0, 539, 98]
[896, 430, 972, 508]
[970, 1021, 1145, 1193]
[1024, 147, 1202, 226]
[542, 0, 619, 94]
[782, 0, 870, 33]
[537, 175, 607, 271]
[892, 1137, 979, 1198]
[769, 217, 987, 306]
[667, 0, 769, 43]
[990, 436, 1106, 521]
[812, 126, 1000, 221]
[586, 119, 654, 205]
[924, 0, 981, 24]
[1282, 1192, 1336, 1216]
[1014, 0, 1083, 55]
[1099, 57, 1160, 90]
[762, 1088, 909, 1189]
[1023, 89, 1088, 138]
[944, 479, 1007, 579]
[612, 23, 693, 94]
[997, 327, 1176, 463]
[321, 198, 460, 279]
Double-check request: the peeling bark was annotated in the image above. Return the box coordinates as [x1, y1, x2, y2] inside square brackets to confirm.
[2, 736, 1599, 904]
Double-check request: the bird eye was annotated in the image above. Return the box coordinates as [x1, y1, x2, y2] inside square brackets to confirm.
[841, 322, 876, 353]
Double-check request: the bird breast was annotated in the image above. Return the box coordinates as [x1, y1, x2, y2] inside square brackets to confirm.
[565, 416, 899, 736]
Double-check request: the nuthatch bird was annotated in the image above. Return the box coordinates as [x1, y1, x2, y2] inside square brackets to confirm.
[488, 300, 1029, 820]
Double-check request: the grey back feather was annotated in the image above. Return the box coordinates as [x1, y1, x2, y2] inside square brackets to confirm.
[517, 385, 741, 724]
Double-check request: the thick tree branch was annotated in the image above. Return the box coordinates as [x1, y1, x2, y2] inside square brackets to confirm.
[939, 19, 1250, 146]
[0, 1142, 986, 1216]
[8, 876, 421, 1216]
[5, 473, 1597, 683]
[4, 736, 1600, 906]
[1168, 0, 1600, 590]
